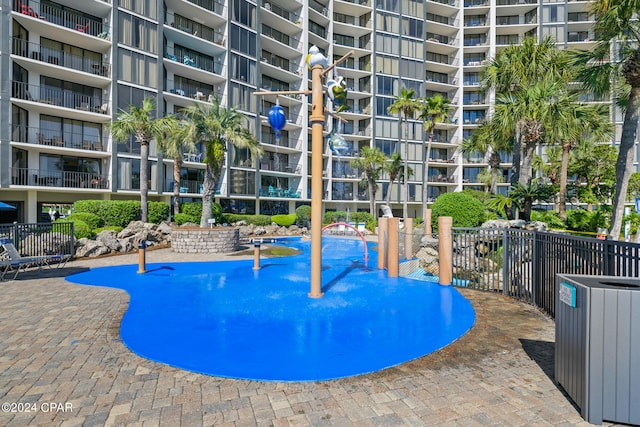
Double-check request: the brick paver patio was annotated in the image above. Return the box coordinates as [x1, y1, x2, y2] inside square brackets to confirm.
[0, 249, 610, 426]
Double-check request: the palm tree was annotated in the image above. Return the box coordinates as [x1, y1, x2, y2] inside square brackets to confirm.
[460, 119, 510, 194]
[574, 0, 640, 238]
[387, 87, 422, 218]
[547, 99, 612, 220]
[493, 79, 565, 186]
[110, 97, 177, 222]
[419, 94, 450, 210]
[182, 100, 262, 227]
[350, 146, 386, 215]
[384, 152, 403, 204]
[156, 114, 196, 217]
[482, 36, 569, 186]
[508, 181, 555, 222]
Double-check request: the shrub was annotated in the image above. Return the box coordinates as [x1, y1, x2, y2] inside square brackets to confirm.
[223, 214, 272, 226]
[323, 211, 347, 224]
[566, 209, 608, 233]
[173, 213, 194, 226]
[178, 202, 202, 224]
[148, 201, 170, 224]
[431, 192, 485, 231]
[64, 212, 103, 230]
[295, 205, 311, 228]
[72, 200, 139, 227]
[67, 219, 94, 239]
[530, 210, 565, 229]
[272, 214, 297, 226]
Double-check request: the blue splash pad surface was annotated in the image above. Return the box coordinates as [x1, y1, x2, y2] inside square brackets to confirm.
[66, 237, 475, 381]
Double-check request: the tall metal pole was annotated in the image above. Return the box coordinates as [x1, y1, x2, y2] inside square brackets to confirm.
[309, 63, 325, 298]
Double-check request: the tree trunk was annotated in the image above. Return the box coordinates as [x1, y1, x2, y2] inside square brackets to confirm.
[559, 141, 571, 220]
[369, 178, 376, 216]
[386, 176, 395, 204]
[403, 118, 409, 218]
[139, 141, 149, 222]
[199, 165, 216, 227]
[423, 137, 433, 207]
[489, 150, 501, 194]
[519, 141, 537, 186]
[610, 86, 640, 239]
[510, 121, 523, 187]
[173, 156, 182, 216]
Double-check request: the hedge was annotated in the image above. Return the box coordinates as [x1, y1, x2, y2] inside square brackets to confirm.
[431, 192, 485, 231]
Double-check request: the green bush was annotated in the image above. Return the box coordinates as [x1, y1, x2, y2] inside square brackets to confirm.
[272, 214, 297, 226]
[323, 211, 347, 224]
[178, 202, 202, 224]
[295, 205, 311, 228]
[148, 201, 170, 224]
[64, 212, 103, 230]
[68, 219, 94, 239]
[530, 210, 565, 229]
[223, 214, 273, 226]
[72, 200, 140, 227]
[431, 192, 485, 231]
[93, 226, 123, 234]
[566, 209, 608, 232]
[623, 211, 640, 236]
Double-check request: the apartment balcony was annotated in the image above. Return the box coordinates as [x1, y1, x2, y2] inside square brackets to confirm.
[11, 125, 108, 153]
[334, 0, 372, 17]
[11, 81, 110, 122]
[428, 174, 457, 183]
[11, 38, 110, 87]
[164, 52, 226, 85]
[13, 5, 111, 54]
[164, 79, 223, 107]
[11, 167, 110, 190]
[333, 18, 372, 43]
[260, 55, 303, 82]
[165, 0, 226, 28]
[167, 180, 204, 194]
[425, 53, 459, 74]
[427, 0, 459, 16]
[463, 0, 489, 7]
[260, 161, 301, 174]
[261, 1, 302, 34]
[309, 0, 330, 24]
[261, 24, 303, 58]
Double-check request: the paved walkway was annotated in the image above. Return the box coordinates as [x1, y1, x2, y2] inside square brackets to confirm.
[0, 248, 608, 426]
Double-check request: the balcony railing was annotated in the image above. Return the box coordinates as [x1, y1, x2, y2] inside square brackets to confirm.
[12, 81, 107, 113]
[11, 125, 106, 151]
[38, 2, 108, 38]
[309, 0, 328, 16]
[11, 168, 109, 189]
[167, 180, 204, 194]
[187, 0, 225, 15]
[11, 38, 110, 77]
[169, 14, 224, 45]
[165, 79, 221, 101]
[165, 52, 224, 75]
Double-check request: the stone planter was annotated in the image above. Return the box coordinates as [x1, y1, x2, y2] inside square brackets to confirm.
[171, 227, 239, 254]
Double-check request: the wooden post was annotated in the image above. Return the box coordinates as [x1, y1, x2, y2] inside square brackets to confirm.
[137, 240, 147, 274]
[253, 241, 261, 270]
[378, 217, 388, 270]
[404, 217, 413, 260]
[424, 208, 432, 238]
[438, 216, 452, 286]
[308, 62, 325, 298]
[387, 217, 399, 277]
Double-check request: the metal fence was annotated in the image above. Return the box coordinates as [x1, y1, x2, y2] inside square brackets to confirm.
[0, 222, 75, 258]
[452, 228, 640, 318]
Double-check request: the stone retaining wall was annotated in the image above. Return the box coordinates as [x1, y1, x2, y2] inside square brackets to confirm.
[171, 227, 239, 253]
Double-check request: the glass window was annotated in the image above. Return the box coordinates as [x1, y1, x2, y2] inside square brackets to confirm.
[232, 0, 256, 28]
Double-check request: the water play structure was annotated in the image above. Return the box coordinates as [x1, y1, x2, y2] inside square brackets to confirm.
[321, 222, 368, 260]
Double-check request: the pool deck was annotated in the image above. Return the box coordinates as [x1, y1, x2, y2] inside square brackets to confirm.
[0, 247, 613, 426]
